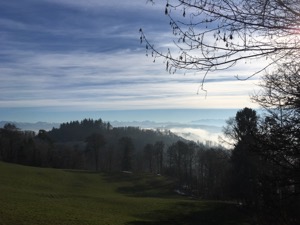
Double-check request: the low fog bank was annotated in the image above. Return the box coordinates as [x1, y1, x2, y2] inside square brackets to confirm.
[0, 119, 225, 146]
[111, 120, 224, 146]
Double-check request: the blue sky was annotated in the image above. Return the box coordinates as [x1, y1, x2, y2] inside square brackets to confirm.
[0, 0, 262, 123]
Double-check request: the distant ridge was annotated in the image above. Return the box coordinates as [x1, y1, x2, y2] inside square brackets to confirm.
[191, 119, 226, 127]
[0, 121, 60, 132]
[0, 119, 224, 144]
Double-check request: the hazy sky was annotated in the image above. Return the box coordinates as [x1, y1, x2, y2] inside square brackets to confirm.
[0, 0, 262, 123]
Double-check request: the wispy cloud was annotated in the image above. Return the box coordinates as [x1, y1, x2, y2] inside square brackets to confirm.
[0, 49, 259, 109]
[0, 0, 261, 122]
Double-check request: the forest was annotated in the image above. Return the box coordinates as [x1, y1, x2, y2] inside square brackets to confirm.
[0, 106, 299, 225]
[139, 0, 300, 223]
[0, 118, 229, 200]
[2, 0, 300, 224]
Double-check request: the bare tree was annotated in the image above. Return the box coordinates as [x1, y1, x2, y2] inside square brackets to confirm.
[253, 62, 300, 115]
[141, 0, 300, 85]
[252, 62, 300, 171]
[252, 62, 300, 189]
[249, 64, 300, 224]
[154, 141, 164, 174]
[86, 133, 106, 171]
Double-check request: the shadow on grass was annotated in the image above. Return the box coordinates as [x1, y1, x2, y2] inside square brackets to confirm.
[63, 169, 100, 174]
[101, 172, 251, 224]
[103, 172, 142, 183]
[103, 172, 177, 198]
[126, 201, 252, 225]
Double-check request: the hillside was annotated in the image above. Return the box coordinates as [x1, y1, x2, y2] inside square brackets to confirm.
[0, 162, 251, 225]
[0, 121, 60, 133]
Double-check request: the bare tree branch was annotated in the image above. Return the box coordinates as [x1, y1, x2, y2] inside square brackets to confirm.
[141, 0, 300, 80]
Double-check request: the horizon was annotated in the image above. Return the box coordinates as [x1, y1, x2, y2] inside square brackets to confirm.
[0, 0, 261, 124]
[0, 108, 241, 124]
[0, 108, 244, 145]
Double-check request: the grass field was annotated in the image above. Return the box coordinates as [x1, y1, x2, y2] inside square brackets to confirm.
[0, 162, 251, 225]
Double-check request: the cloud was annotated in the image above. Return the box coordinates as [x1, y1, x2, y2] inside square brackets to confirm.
[0, 0, 262, 122]
[169, 127, 222, 144]
[0, 43, 260, 110]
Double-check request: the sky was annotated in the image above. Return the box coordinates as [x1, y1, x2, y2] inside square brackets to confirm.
[0, 0, 262, 124]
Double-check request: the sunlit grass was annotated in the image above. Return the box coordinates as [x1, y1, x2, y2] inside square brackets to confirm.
[0, 162, 251, 225]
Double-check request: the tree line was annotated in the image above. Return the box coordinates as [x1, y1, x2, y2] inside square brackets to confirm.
[0, 106, 299, 224]
[0, 117, 232, 195]
[221, 62, 300, 224]
[1, 75, 299, 225]
[0, 119, 177, 169]
[139, 1, 300, 223]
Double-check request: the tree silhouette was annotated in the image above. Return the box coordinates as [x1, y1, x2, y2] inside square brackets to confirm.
[224, 107, 258, 144]
[144, 143, 154, 173]
[0, 123, 21, 162]
[251, 63, 300, 223]
[86, 133, 106, 171]
[119, 137, 134, 171]
[141, 0, 300, 83]
[224, 108, 261, 205]
[154, 141, 165, 174]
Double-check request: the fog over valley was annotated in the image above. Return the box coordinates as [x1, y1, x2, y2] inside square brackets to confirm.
[0, 118, 224, 146]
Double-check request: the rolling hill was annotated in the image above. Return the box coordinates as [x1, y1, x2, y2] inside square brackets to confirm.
[0, 162, 251, 225]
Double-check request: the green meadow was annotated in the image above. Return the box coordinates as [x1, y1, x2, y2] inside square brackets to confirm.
[0, 162, 251, 225]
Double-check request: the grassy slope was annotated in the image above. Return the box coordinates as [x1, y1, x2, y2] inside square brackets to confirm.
[0, 162, 251, 225]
